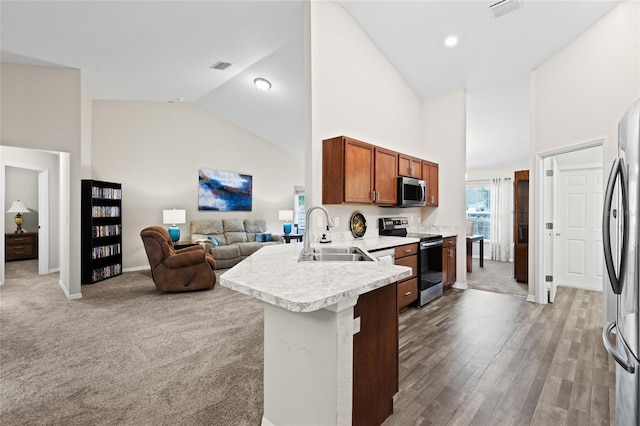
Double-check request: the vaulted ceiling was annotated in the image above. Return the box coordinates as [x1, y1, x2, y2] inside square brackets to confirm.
[0, 0, 621, 168]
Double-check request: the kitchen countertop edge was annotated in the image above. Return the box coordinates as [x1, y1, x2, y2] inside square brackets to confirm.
[220, 236, 418, 313]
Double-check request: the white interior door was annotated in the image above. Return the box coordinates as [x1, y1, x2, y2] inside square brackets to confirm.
[556, 165, 603, 291]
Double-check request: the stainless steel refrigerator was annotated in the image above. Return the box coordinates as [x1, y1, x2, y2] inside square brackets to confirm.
[603, 98, 640, 426]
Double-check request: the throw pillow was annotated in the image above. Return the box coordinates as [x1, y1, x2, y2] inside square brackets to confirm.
[207, 236, 220, 246]
[256, 233, 272, 242]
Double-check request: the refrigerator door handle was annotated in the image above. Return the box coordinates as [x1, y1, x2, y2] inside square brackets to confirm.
[603, 320, 636, 373]
[603, 158, 629, 295]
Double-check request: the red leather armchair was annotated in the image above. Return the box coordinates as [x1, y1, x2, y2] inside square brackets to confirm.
[140, 226, 216, 292]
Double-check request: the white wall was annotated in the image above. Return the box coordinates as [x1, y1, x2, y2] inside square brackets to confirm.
[309, 0, 433, 240]
[1, 64, 79, 297]
[90, 100, 304, 270]
[467, 79, 530, 170]
[531, 0, 640, 310]
[421, 90, 468, 285]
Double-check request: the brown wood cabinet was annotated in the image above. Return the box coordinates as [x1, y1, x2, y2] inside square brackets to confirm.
[374, 147, 399, 205]
[322, 136, 397, 205]
[395, 243, 418, 312]
[442, 236, 457, 288]
[398, 154, 422, 179]
[353, 282, 398, 426]
[422, 160, 439, 206]
[514, 170, 529, 283]
[5, 232, 38, 261]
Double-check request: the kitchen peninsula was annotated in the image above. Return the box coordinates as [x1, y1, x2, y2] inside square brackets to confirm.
[220, 242, 412, 426]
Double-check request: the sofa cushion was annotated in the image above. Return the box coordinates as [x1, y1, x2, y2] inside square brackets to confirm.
[191, 220, 227, 245]
[209, 244, 242, 269]
[222, 219, 248, 244]
[237, 242, 263, 257]
[244, 219, 267, 242]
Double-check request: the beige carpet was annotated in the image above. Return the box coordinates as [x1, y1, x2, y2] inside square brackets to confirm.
[1, 261, 264, 425]
[465, 258, 528, 298]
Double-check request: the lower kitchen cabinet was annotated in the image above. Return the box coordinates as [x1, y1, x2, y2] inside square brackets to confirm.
[353, 283, 398, 426]
[442, 236, 457, 288]
[394, 243, 419, 312]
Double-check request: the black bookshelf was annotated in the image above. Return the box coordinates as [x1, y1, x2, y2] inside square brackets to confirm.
[81, 179, 122, 284]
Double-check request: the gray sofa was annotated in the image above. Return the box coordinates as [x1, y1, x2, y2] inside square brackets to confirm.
[190, 219, 281, 270]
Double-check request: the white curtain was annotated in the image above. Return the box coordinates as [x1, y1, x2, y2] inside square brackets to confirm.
[490, 177, 513, 262]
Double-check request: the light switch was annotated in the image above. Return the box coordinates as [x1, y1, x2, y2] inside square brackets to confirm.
[353, 317, 361, 334]
[334, 216, 340, 227]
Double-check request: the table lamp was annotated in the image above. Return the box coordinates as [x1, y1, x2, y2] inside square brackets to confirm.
[163, 208, 186, 243]
[7, 200, 30, 233]
[278, 209, 294, 235]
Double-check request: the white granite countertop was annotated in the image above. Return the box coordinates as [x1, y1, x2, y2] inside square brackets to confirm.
[220, 242, 412, 313]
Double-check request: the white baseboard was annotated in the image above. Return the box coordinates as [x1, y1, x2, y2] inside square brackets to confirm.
[48, 267, 60, 274]
[526, 294, 536, 303]
[123, 265, 150, 272]
[58, 279, 82, 300]
[452, 281, 468, 289]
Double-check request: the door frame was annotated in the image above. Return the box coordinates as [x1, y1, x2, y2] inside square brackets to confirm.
[534, 137, 606, 304]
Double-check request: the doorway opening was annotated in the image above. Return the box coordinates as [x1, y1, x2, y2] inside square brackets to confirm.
[1, 146, 70, 297]
[536, 139, 605, 304]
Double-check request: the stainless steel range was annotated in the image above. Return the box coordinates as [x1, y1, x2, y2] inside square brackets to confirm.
[379, 217, 444, 306]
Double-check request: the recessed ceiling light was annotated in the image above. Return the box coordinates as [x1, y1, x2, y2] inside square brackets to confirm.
[254, 78, 272, 91]
[444, 35, 459, 48]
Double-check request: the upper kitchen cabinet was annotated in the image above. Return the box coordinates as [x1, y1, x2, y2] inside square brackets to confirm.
[422, 160, 439, 206]
[374, 147, 398, 204]
[398, 154, 422, 179]
[323, 136, 398, 205]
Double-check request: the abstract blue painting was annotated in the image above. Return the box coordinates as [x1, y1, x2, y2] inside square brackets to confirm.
[198, 169, 252, 211]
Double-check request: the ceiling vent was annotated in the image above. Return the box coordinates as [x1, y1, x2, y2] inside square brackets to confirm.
[489, 0, 524, 18]
[210, 61, 232, 71]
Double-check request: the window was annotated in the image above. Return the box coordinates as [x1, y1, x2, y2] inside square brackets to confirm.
[293, 187, 305, 234]
[466, 183, 491, 240]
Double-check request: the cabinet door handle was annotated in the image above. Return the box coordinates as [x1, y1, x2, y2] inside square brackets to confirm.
[371, 191, 376, 201]
[405, 249, 412, 253]
[404, 291, 412, 296]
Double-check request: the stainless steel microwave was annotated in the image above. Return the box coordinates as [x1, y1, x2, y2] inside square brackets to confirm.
[397, 177, 426, 207]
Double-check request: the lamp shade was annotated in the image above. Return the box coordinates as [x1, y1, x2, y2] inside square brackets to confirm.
[278, 210, 294, 221]
[162, 209, 186, 225]
[7, 200, 29, 214]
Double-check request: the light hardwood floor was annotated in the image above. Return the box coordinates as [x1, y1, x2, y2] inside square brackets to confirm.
[385, 287, 615, 426]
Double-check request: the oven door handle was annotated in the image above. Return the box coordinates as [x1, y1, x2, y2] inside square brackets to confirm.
[420, 241, 443, 249]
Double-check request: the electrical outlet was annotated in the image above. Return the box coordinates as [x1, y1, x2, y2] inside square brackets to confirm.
[353, 317, 361, 334]
[334, 216, 340, 227]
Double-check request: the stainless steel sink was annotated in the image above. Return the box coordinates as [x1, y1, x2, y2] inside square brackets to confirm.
[311, 247, 363, 255]
[298, 246, 375, 262]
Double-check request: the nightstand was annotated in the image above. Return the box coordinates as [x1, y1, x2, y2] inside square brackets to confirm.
[6, 232, 38, 261]
[283, 234, 303, 244]
[174, 241, 199, 250]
